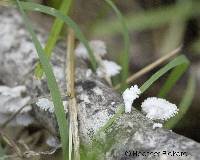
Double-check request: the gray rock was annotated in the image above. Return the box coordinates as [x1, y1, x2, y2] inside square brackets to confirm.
[0, 6, 200, 160]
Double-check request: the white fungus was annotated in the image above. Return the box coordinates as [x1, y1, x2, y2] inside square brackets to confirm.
[122, 85, 141, 113]
[141, 97, 178, 121]
[36, 98, 68, 113]
[75, 40, 107, 59]
[96, 60, 121, 78]
[36, 98, 55, 113]
[86, 69, 92, 78]
[152, 123, 163, 129]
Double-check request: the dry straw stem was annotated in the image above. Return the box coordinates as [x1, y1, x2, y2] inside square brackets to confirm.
[66, 28, 80, 160]
[0, 130, 22, 158]
[114, 46, 182, 90]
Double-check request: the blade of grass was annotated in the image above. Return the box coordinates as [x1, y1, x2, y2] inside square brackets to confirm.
[15, 1, 69, 159]
[104, 0, 130, 91]
[94, 105, 124, 138]
[66, 28, 80, 160]
[140, 55, 189, 93]
[92, 1, 199, 36]
[0, 143, 5, 159]
[164, 74, 196, 129]
[15, 1, 97, 71]
[34, 0, 72, 79]
[159, 20, 185, 56]
[158, 62, 189, 98]
[192, 38, 200, 54]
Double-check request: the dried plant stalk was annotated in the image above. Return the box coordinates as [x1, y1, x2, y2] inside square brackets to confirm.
[114, 46, 182, 90]
[66, 28, 80, 160]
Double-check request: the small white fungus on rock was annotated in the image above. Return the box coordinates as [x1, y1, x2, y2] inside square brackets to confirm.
[153, 123, 163, 129]
[96, 60, 121, 78]
[141, 97, 178, 121]
[36, 98, 55, 113]
[36, 98, 68, 113]
[122, 85, 141, 113]
[75, 40, 107, 59]
[86, 69, 92, 78]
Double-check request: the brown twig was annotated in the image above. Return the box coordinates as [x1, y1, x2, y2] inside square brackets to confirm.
[114, 46, 182, 90]
[0, 130, 23, 158]
[66, 28, 80, 160]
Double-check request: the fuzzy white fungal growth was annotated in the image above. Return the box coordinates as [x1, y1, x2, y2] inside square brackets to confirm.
[75, 40, 107, 59]
[153, 123, 163, 129]
[36, 98, 68, 113]
[122, 85, 141, 113]
[86, 69, 92, 78]
[141, 97, 179, 121]
[36, 98, 55, 113]
[96, 60, 121, 78]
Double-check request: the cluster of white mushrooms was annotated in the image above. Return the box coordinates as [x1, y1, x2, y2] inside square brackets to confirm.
[122, 85, 179, 129]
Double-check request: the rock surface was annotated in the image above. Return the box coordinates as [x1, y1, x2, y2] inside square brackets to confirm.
[0, 6, 200, 160]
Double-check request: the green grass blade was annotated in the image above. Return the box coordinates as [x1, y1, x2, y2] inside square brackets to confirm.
[92, 1, 199, 36]
[104, 0, 130, 91]
[15, 1, 69, 159]
[159, 20, 185, 56]
[0, 143, 5, 158]
[18, 1, 97, 71]
[140, 55, 189, 93]
[34, 0, 72, 79]
[94, 105, 124, 138]
[158, 62, 189, 98]
[164, 74, 196, 129]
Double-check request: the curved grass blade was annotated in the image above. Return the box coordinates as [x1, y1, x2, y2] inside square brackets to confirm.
[92, 1, 198, 36]
[15, 1, 69, 159]
[140, 55, 189, 93]
[34, 0, 72, 79]
[104, 0, 130, 91]
[94, 105, 124, 138]
[158, 62, 189, 98]
[18, 1, 97, 71]
[164, 74, 196, 129]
